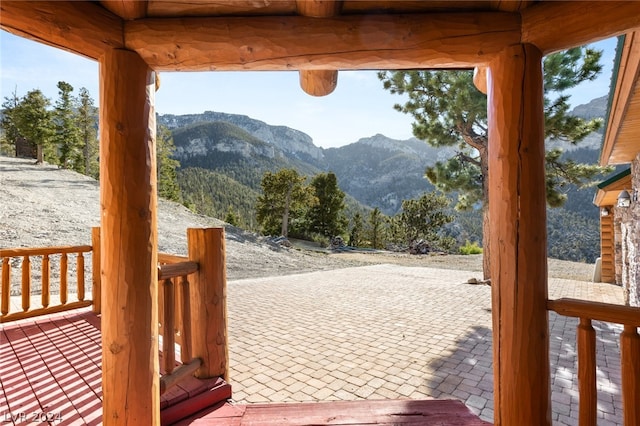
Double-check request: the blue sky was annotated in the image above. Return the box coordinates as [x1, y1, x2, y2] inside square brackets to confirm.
[1, 31, 618, 149]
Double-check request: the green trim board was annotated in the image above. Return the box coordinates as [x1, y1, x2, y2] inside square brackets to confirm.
[597, 167, 631, 189]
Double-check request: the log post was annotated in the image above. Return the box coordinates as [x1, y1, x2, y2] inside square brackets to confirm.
[620, 325, 640, 425]
[187, 228, 228, 381]
[99, 49, 159, 425]
[487, 43, 551, 425]
[295, 0, 340, 96]
[577, 318, 597, 426]
[92, 226, 101, 313]
[299, 69, 338, 96]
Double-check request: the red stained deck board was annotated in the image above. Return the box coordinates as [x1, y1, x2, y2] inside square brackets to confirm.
[1, 309, 231, 425]
[182, 399, 492, 425]
[2, 313, 103, 425]
[161, 379, 232, 425]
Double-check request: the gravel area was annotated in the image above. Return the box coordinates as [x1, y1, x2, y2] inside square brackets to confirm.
[0, 155, 595, 292]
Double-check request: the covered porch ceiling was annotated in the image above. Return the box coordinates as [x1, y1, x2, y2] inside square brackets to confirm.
[601, 30, 640, 166]
[2, 1, 640, 74]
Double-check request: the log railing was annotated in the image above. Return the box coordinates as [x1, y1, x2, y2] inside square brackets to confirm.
[547, 298, 640, 426]
[0, 227, 101, 323]
[157, 252, 201, 395]
[0, 227, 228, 395]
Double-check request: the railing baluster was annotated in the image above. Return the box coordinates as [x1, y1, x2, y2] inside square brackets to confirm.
[577, 317, 597, 426]
[180, 275, 192, 363]
[42, 254, 50, 308]
[92, 227, 101, 313]
[21, 256, 30, 311]
[174, 276, 182, 347]
[163, 278, 176, 375]
[1, 258, 10, 315]
[1, 245, 94, 323]
[548, 298, 640, 426]
[60, 253, 67, 304]
[77, 252, 85, 301]
[621, 325, 640, 426]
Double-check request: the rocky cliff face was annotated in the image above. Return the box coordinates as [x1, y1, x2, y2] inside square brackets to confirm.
[158, 111, 324, 163]
[571, 95, 608, 120]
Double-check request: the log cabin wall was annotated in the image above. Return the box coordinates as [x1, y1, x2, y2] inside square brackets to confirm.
[599, 210, 615, 283]
[616, 152, 640, 307]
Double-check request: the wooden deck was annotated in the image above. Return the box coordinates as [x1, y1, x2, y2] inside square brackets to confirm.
[0, 308, 231, 425]
[177, 399, 492, 425]
[0, 308, 491, 425]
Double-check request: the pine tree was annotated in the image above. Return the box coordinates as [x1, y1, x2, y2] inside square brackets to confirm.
[256, 168, 314, 237]
[13, 90, 54, 164]
[348, 213, 363, 247]
[306, 172, 347, 238]
[379, 47, 608, 278]
[224, 206, 241, 227]
[76, 87, 99, 178]
[395, 192, 454, 251]
[156, 125, 182, 202]
[1, 88, 21, 156]
[366, 207, 386, 249]
[53, 81, 82, 170]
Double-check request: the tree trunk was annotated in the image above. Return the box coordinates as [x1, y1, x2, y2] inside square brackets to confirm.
[36, 144, 43, 164]
[83, 135, 90, 175]
[281, 186, 293, 237]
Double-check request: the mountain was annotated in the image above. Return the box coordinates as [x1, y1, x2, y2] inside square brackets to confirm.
[323, 134, 454, 214]
[161, 111, 450, 216]
[159, 111, 324, 164]
[570, 95, 608, 121]
[171, 121, 322, 191]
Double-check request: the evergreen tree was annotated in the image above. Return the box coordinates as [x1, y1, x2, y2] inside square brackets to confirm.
[395, 192, 454, 251]
[366, 207, 386, 249]
[348, 213, 363, 247]
[76, 87, 99, 178]
[53, 81, 81, 170]
[379, 46, 607, 278]
[224, 206, 241, 227]
[306, 172, 347, 238]
[13, 89, 54, 164]
[1, 88, 21, 156]
[156, 124, 182, 202]
[256, 168, 314, 237]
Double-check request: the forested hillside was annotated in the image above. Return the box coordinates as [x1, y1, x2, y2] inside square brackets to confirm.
[178, 167, 260, 229]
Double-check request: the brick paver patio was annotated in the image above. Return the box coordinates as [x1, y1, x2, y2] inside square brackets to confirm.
[227, 264, 625, 425]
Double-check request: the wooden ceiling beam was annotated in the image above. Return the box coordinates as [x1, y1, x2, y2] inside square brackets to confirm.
[296, 0, 342, 18]
[125, 12, 521, 71]
[490, 0, 534, 12]
[521, 1, 640, 54]
[473, 66, 488, 94]
[0, 0, 124, 60]
[295, 0, 342, 96]
[100, 0, 148, 20]
[299, 69, 338, 96]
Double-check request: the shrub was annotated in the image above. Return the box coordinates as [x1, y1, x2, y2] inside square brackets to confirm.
[459, 240, 483, 255]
